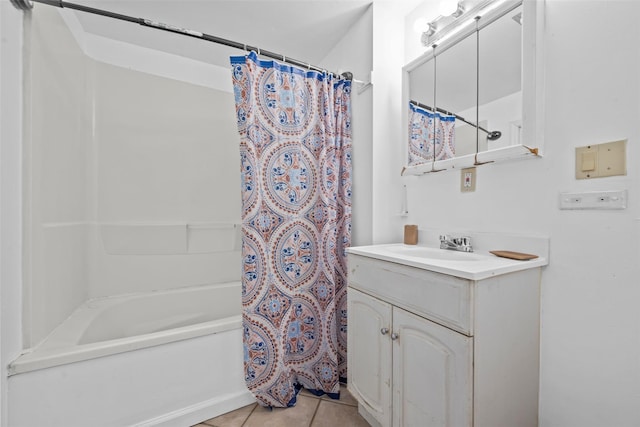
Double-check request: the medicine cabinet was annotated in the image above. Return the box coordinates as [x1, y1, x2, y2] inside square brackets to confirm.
[402, 0, 544, 175]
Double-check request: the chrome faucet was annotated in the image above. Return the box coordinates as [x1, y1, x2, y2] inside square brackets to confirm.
[439, 235, 473, 252]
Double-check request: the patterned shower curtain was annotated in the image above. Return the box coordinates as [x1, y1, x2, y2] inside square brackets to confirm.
[408, 102, 455, 165]
[230, 51, 352, 408]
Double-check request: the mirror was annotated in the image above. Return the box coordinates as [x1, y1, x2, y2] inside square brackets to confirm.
[437, 31, 478, 157]
[408, 56, 435, 165]
[403, 0, 540, 174]
[479, 5, 523, 151]
[407, 33, 477, 165]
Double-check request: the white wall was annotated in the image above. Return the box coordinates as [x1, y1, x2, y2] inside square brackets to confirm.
[387, 0, 640, 425]
[320, 4, 374, 246]
[372, 0, 424, 244]
[537, 2, 639, 425]
[0, 2, 25, 425]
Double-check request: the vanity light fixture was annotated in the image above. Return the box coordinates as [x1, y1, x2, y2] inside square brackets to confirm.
[452, 2, 466, 18]
[413, 16, 430, 34]
[421, 0, 512, 47]
[438, 0, 460, 17]
[424, 22, 437, 38]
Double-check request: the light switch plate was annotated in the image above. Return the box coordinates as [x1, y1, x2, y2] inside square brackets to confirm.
[559, 190, 627, 210]
[461, 167, 476, 192]
[598, 139, 627, 177]
[575, 139, 626, 179]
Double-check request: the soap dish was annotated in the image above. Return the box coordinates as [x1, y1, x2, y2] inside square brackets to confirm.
[490, 250, 538, 261]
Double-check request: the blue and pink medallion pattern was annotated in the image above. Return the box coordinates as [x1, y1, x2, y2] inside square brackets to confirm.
[408, 102, 456, 165]
[231, 51, 352, 408]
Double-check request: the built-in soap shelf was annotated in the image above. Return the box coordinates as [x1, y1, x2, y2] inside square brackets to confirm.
[187, 222, 241, 254]
[100, 222, 241, 255]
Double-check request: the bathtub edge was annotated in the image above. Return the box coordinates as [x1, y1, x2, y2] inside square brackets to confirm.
[9, 315, 242, 376]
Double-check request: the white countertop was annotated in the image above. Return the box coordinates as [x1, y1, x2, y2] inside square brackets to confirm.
[347, 243, 548, 280]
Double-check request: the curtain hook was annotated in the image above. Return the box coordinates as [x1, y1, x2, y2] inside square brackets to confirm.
[257, 48, 261, 56]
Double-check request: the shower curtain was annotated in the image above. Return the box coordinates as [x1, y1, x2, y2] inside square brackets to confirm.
[230, 51, 351, 408]
[408, 102, 455, 165]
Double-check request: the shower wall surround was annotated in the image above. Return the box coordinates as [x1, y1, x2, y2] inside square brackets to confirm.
[88, 60, 241, 297]
[25, 7, 241, 347]
[25, 6, 92, 347]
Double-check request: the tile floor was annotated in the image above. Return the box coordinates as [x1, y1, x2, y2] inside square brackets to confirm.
[193, 385, 370, 427]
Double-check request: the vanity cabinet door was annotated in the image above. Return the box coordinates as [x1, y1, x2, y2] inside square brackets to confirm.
[392, 308, 473, 427]
[347, 288, 392, 427]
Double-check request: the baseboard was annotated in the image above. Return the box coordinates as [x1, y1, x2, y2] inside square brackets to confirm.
[134, 390, 256, 427]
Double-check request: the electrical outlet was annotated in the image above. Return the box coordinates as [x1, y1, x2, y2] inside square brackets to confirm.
[559, 190, 627, 210]
[461, 167, 476, 192]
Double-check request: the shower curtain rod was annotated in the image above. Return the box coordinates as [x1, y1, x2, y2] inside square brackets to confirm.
[410, 99, 502, 141]
[26, 0, 355, 81]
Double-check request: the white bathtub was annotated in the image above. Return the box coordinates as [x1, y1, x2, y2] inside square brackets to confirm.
[8, 282, 254, 427]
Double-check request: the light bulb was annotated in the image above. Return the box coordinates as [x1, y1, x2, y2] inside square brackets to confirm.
[438, 0, 459, 17]
[413, 16, 431, 34]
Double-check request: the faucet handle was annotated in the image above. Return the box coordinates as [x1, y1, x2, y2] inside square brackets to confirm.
[439, 235, 449, 242]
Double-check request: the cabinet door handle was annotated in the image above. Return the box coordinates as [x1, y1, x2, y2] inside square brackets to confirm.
[390, 332, 399, 340]
[380, 328, 389, 335]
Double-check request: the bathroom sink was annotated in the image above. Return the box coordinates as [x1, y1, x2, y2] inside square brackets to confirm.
[384, 245, 485, 261]
[347, 243, 548, 280]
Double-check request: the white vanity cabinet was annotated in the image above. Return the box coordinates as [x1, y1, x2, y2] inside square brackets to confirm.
[349, 288, 472, 427]
[347, 252, 541, 427]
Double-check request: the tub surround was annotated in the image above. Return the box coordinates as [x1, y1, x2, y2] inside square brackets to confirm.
[100, 222, 241, 255]
[8, 327, 253, 427]
[9, 282, 241, 375]
[24, 6, 243, 347]
[15, 6, 270, 427]
[8, 282, 250, 427]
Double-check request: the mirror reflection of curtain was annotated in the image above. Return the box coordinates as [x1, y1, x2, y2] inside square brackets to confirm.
[230, 51, 351, 408]
[408, 102, 455, 165]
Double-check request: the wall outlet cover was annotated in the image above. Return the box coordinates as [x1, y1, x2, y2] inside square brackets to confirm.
[461, 167, 476, 192]
[575, 139, 626, 179]
[559, 190, 627, 210]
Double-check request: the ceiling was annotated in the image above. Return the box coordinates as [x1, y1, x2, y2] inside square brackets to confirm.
[61, 0, 373, 68]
